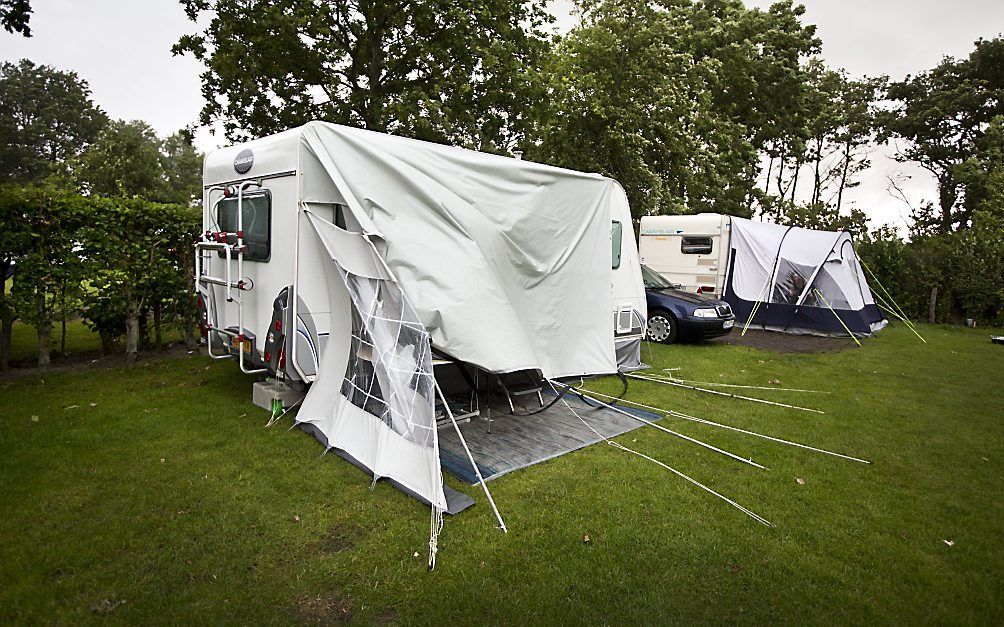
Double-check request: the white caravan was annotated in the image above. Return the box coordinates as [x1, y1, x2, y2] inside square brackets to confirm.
[195, 122, 647, 556]
[638, 213, 731, 294]
[639, 213, 886, 337]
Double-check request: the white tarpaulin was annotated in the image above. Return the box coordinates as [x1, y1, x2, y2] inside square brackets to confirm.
[299, 122, 625, 379]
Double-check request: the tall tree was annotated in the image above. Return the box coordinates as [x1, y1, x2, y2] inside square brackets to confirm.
[4, 186, 90, 367]
[74, 120, 166, 199]
[173, 0, 551, 152]
[531, 0, 818, 218]
[160, 128, 203, 205]
[0, 0, 31, 36]
[0, 60, 107, 182]
[883, 37, 1004, 233]
[80, 198, 200, 365]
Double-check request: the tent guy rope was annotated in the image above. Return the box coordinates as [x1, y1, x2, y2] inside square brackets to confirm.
[627, 373, 825, 414]
[660, 376, 829, 394]
[434, 380, 507, 534]
[552, 384, 769, 469]
[547, 380, 773, 527]
[812, 289, 862, 347]
[574, 386, 871, 464]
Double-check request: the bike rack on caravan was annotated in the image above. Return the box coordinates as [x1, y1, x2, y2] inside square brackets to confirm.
[195, 181, 268, 375]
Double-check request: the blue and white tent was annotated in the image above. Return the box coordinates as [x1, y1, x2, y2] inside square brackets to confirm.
[724, 217, 887, 337]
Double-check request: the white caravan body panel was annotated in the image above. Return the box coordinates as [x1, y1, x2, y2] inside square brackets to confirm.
[638, 213, 731, 295]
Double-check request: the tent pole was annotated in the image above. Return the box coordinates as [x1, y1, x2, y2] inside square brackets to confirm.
[812, 289, 862, 347]
[434, 380, 507, 533]
[549, 381, 768, 470]
[626, 373, 825, 414]
[661, 377, 829, 394]
[547, 380, 772, 527]
[859, 259, 923, 338]
[741, 276, 771, 336]
[872, 290, 926, 343]
[575, 386, 871, 465]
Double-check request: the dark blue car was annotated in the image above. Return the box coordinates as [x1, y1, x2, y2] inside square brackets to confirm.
[642, 264, 735, 343]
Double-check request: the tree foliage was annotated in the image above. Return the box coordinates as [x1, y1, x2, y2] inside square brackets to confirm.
[74, 121, 203, 204]
[883, 37, 1004, 233]
[0, 0, 31, 36]
[530, 0, 819, 219]
[79, 198, 200, 363]
[173, 0, 551, 152]
[0, 185, 91, 366]
[0, 59, 107, 183]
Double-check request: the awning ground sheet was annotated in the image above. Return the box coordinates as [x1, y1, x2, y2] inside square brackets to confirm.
[438, 394, 662, 484]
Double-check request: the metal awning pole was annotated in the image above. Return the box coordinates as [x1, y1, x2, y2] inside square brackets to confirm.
[434, 380, 507, 533]
[627, 373, 825, 414]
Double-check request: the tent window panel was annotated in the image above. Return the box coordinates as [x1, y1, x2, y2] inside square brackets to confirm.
[217, 192, 271, 262]
[682, 236, 713, 255]
[805, 266, 851, 309]
[339, 272, 436, 449]
[611, 221, 623, 269]
[771, 258, 815, 304]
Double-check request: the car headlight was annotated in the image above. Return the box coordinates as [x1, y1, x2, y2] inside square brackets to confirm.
[693, 307, 718, 318]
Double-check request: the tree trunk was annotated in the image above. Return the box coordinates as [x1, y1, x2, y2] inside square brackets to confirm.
[811, 137, 823, 206]
[138, 305, 150, 351]
[0, 311, 12, 371]
[836, 142, 852, 213]
[36, 285, 51, 368]
[790, 160, 801, 204]
[60, 283, 67, 357]
[775, 151, 786, 197]
[125, 302, 141, 365]
[0, 257, 11, 370]
[153, 300, 163, 351]
[929, 287, 938, 325]
[938, 176, 958, 233]
[764, 154, 774, 199]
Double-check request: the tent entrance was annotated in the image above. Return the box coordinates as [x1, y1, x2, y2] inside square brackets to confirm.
[436, 392, 662, 485]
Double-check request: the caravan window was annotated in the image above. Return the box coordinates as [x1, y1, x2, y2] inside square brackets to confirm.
[217, 192, 271, 262]
[611, 221, 623, 269]
[681, 236, 712, 255]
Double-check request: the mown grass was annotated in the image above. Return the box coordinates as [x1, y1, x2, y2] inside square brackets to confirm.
[8, 319, 185, 366]
[8, 320, 102, 363]
[1, 323, 1002, 623]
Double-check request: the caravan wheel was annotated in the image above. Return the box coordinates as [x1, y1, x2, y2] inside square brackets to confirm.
[646, 311, 678, 344]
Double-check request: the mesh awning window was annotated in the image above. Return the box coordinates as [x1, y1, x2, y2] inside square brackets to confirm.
[771, 259, 815, 305]
[338, 269, 436, 449]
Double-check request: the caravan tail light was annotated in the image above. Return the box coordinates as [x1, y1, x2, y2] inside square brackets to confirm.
[698, 286, 715, 294]
[274, 319, 282, 333]
[264, 350, 271, 364]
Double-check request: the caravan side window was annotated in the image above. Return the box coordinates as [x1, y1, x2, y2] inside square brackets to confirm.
[611, 221, 623, 269]
[681, 236, 712, 255]
[217, 191, 271, 262]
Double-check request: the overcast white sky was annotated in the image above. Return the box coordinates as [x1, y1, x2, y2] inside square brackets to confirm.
[2, 0, 1003, 229]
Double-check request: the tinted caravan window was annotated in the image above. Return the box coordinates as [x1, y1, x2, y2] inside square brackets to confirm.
[681, 236, 712, 255]
[217, 192, 271, 262]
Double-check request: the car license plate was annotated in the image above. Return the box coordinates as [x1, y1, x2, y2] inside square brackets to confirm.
[231, 337, 251, 353]
[723, 320, 734, 329]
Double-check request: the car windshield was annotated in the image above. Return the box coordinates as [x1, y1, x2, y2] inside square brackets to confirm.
[641, 264, 679, 290]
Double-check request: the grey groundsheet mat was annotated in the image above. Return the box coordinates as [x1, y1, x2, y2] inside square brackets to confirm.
[437, 394, 661, 484]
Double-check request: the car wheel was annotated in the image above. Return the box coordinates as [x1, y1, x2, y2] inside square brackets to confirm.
[646, 311, 678, 344]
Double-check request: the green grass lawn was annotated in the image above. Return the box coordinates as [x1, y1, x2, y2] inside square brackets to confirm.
[1, 323, 1003, 623]
[8, 319, 185, 366]
[8, 320, 103, 364]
